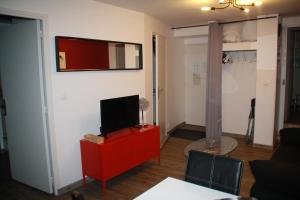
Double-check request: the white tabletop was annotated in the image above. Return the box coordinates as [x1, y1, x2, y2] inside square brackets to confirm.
[134, 177, 238, 200]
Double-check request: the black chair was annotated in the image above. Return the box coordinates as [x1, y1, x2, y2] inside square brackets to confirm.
[185, 150, 244, 195]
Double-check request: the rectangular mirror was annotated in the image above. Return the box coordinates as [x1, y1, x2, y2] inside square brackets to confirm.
[55, 36, 143, 71]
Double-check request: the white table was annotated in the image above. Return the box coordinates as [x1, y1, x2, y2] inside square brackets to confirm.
[134, 177, 237, 200]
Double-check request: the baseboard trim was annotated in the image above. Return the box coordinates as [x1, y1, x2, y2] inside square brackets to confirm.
[223, 132, 273, 150]
[252, 143, 273, 150]
[223, 132, 246, 139]
[57, 177, 92, 196]
[167, 121, 186, 135]
[284, 123, 300, 128]
[159, 122, 186, 149]
[160, 135, 169, 149]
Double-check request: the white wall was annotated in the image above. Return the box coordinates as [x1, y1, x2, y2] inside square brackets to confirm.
[166, 37, 186, 131]
[183, 44, 257, 135]
[0, 0, 170, 191]
[174, 26, 208, 37]
[254, 16, 278, 146]
[173, 17, 279, 145]
[278, 16, 300, 130]
[222, 51, 257, 135]
[142, 14, 185, 133]
[185, 43, 207, 126]
[223, 21, 257, 42]
[144, 14, 171, 125]
[180, 21, 257, 134]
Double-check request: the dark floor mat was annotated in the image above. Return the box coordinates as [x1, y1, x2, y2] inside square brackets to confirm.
[170, 128, 205, 140]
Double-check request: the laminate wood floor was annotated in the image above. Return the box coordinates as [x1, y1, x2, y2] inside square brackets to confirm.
[0, 137, 272, 200]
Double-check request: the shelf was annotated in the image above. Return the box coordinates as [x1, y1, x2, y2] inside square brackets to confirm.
[222, 41, 257, 51]
[80, 125, 160, 190]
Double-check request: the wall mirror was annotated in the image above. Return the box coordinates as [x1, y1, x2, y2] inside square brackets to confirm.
[55, 36, 143, 71]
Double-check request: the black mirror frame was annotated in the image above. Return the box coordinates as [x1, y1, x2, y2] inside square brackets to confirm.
[55, 36, 143, 72]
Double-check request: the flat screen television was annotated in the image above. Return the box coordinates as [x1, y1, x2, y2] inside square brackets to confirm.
[100, 95, 139, 137]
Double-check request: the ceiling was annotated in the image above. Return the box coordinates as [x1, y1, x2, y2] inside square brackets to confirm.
[94, 0, 300, 27]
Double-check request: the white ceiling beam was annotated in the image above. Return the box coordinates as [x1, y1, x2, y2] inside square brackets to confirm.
[184, 37, 208, 45]
[173, 26, 208, 37]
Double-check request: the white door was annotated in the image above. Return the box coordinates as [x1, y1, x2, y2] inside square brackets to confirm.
[0, 19, 53, 193]
[155, 35, 167, 144]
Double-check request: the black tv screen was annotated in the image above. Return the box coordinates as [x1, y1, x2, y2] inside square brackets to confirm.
[100, 95, 139, 136]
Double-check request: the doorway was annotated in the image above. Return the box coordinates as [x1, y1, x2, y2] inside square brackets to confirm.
[0, 69, 10, 180]
[0, 14, 53, 193]
[152, 34, 167, 145]
[285, 27, 300, 125]
[152, 35, 157, 125]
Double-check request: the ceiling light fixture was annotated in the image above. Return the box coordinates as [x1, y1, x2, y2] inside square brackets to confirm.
[201, 0, 262, 13]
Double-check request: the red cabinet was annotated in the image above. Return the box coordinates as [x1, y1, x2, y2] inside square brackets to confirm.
[80, 125, 160, 190]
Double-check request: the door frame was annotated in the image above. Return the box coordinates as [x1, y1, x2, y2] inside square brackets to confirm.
[0, 7, 58, 194]
[152, 34, 158, 125]
[284, 27, 300, 123]
[152, 33, 167, 146]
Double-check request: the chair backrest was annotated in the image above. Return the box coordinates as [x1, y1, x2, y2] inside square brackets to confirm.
[185, 150, 244, 195]
[185, 150, 214, 187]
